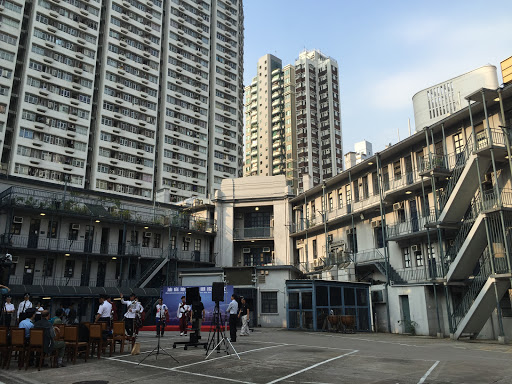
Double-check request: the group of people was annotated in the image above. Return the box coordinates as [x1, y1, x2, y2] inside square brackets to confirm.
[1, 289, 77, 328]
[95, 293, 144, 337]
[226, 295, 250, 342]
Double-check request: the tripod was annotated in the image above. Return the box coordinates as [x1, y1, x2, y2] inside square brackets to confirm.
[139, 316, 178, 365]
[205, 301, 239, 360]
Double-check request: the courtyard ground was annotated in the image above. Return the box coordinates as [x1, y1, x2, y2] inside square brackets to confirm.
[1, 328, 512, 383]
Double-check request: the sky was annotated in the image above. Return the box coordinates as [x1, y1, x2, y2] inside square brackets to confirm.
[243, 0, 512, 155]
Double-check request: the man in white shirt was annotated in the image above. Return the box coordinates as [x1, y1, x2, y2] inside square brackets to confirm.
[226, 295, 239, 342]
[177, 296, 190, 336]
[3, 295, 15, 327]
[120, 292, 143, 336]
[155, 298, 168, 337]
[95, 295, 113, 328]
[17, 293, 33, 323]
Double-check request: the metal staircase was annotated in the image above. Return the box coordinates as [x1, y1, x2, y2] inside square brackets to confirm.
[375, 262, 406, 285]
[135, 248, 177, 288]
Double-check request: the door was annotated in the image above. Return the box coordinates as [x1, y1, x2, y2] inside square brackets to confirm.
[23, 258, 36, 285]
[410, 199, 418, 232]
[80, 260, 91, 286]
[400, 295, 412, 333]
[84, 225, 94, 253]
[405, 156, 413, 184]
[96, 262, 106, 287]
[100, 227, 109, 254]
[27, 219, 41, 248]
[118, 229, 125, 255]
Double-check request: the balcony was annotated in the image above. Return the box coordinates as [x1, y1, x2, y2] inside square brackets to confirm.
[353, 249, 385, 265]
[393, 264, 445, 284]
[2, 235, 164, 257]
[386, 211, 436, 240]
[8, 275, 138, 288]
[233, 227, 274, 240]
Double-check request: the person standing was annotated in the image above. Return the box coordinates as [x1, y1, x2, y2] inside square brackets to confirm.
[176, 296, 190, 336]
[3, 295, 15, 327]
[95, 295, 112, 328]
[155, 298, 168, 337]
[17, 293, 32, 323]
[238, 297, 250, 336]
[107, 296, 118, 322]
[226, 295, 238, 342]
[120, 293, 143, 337]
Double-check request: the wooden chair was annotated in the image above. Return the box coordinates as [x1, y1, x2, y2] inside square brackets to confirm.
[64, 326, 88, 364]
[88, 324, 103, 359]
[5, 328, 26, 370]
[54, 324, 66, 341]
[109, 321, 126, 356]
[0, 328, 8, 369]
[26, 328, 56, 371]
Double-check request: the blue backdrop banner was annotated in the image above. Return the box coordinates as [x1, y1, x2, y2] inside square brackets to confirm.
[160, 285, 234, 325]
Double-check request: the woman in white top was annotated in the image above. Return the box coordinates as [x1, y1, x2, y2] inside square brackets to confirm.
[2, 295, 15, 327]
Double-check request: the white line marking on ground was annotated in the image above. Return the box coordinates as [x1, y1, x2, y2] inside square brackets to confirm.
[173, 368, 255, 384]
[417, 360, 440, 384]
[106, 356, 254, 383]
[249, 340, 354, 351]
[265, 350, 359, 384]
[176, 344, 287, 369]
[305, 332, 428, 348]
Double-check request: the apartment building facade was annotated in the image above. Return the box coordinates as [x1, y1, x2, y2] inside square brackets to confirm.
[2, 178, 216, 321]
[0, 0, 25, 159]
[288, 83, 512, 339]
[0, 0, 244, 203]
[244, 50, 342, 193]
[295, 50, 342, 191]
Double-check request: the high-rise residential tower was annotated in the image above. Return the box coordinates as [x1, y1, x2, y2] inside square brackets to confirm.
[1, 0, 244, 202]
[245, 50, 341, 192]
[295, 50, 342, 191]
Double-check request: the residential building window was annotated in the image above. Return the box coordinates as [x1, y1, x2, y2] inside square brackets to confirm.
[337, 188, 343, 208]
[415, 246, 424, 267]
[170, 236, 176, 249]
[130, 231, 138, 244]
[142, 235, 150, 247]
[68, 224, 78, 240]
[153, 233, 161, 248]
[194, 239, 201, 251]
[261, 291, 278, 313]
[403, 248, 411, 268]
[182, 238, 190, 251]
[312, 239, 317, 259]
[346, 184, 352, 206]
[353, 181, 359, 202]
[11, 219, 22, 235]
[47, 221, 58, 238]
[43, 258, 54, 277]
[374, 226, 383, 248]
[64, 260, 75, 278]
[347, 229, 358, 253]
[328, 193, 333, 211]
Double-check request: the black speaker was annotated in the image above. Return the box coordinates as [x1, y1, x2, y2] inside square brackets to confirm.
[186, 287, 199, 305]
[212, 282, 225, 302]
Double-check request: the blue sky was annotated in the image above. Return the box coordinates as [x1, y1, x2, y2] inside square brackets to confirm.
[243, 0, 512, 154]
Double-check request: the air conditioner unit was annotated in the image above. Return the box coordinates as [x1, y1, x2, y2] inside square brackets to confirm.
[143, 231, 152, 238]
[242, 247, 251, 253]
[262, 247, 271, 253]
[371, 220, 382, 228]
[393, 202, 403, 211]
[411, 244, 419, 252]
[184, 236, 191, 242]
[13, 216, 23, 224]
[72, 224, 80, 230]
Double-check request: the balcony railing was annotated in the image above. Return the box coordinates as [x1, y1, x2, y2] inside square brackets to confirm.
[233, 227, 274, 240]
[353, 249, 385, 265]
[386, 211, 436, 239]
[0, 186, 217, 233]
[2, 234, 165, 257]
[393, 263, 444, 284]
[8, 275, 138, 288]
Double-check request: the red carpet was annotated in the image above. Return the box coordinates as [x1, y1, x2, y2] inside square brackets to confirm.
[139, 325, 227, 332]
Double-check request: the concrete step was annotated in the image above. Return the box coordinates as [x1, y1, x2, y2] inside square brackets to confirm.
[446, 214, 487, 282]
[454, 277, 510, 339]
[439, 154, 491, 224]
